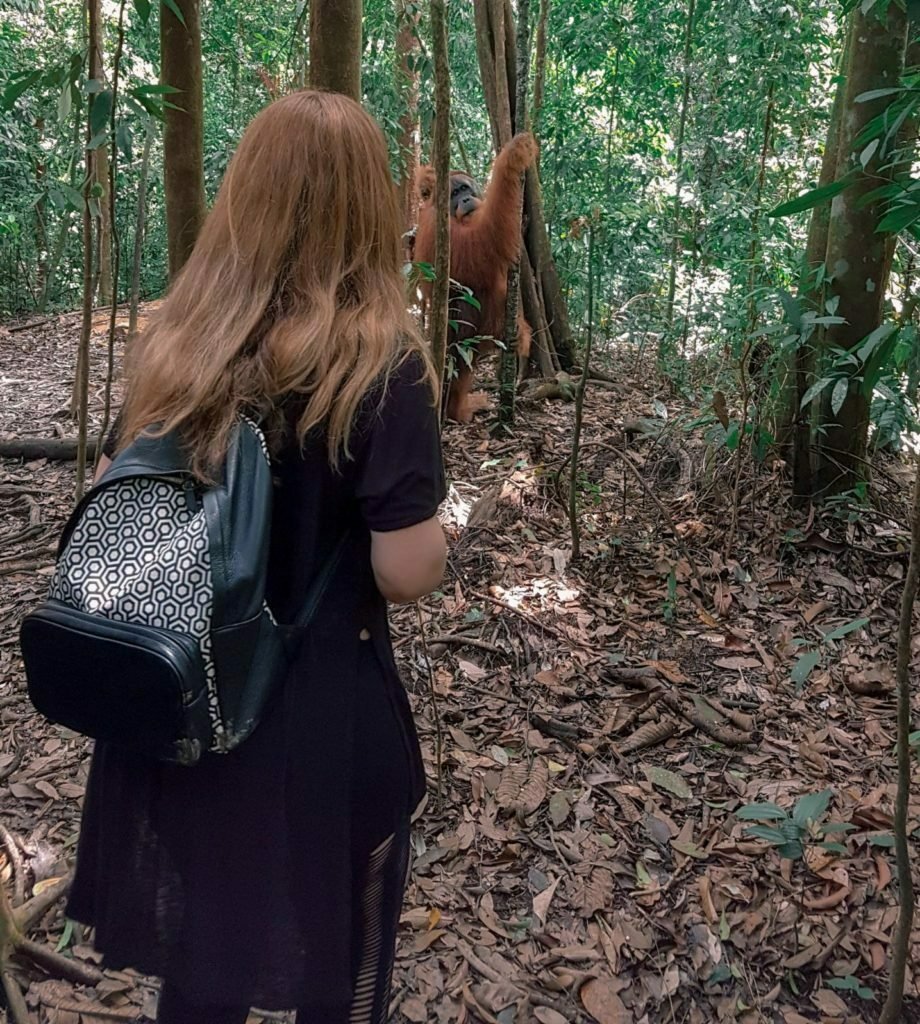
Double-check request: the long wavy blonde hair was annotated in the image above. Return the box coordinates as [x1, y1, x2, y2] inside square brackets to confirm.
[117, 89, 435, 478]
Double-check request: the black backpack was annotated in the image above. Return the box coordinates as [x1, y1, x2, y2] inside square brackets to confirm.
[19, 418, 349, 766]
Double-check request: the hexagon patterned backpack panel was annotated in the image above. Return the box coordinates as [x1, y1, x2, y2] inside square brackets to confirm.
[19, 418, 352, 766]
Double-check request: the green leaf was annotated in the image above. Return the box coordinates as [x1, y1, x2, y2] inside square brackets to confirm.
[57, 81, 72, 122]
[877, 202, 920, 234]
[134, 0, 151, 24]
[778, 840, 804, 860]
[869, 834, 895, 848]
[745, 825, 787, 845]
[56, 183, 84, 210]
[736, 802, 788, 821]
[725, 422, 740, 451]
[819, 822, 856, 834]
[818, 841, 849, 855]
[857, 324, 896, 364]
[831, 377, 849, 416]
[2, 69, 42, 111]
[116, 122, 133, 160]
[161, 0, 187, 26]
[132, 83, 182, 96]
[854, 87, 904, 103]
[87, 129, 109, 151]
[823, 616, 869, 642]
[791, 650, 821, 691]
[55, 918, 74, 953]
[770, 176, 852, 218]
[859, 139, 879, 169]
[90, 89, 113, 138]
[83, 78, 104, 94]
[800, 376, 834, 409]
[792, 789, 832, 827]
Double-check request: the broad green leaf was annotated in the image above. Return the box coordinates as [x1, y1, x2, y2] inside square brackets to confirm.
[725, 422, 740, 451]
[745, 825, 787, 845]
[90, 89, 113, 138]
[831, 377, 849, 416]
[792, 789, 832, 827]
[800, 376, 834, 409]
[859, 139, 879, 169]
[134, 0, 151, 24]
[818, 841, 849, 855]
[823, 616, 869, 642]
[2, 69, 42, 110]
[854, 87, 903, 103]
[642, 765, 691, 799]
[116, 122, 133, 161]
[819, 822, 856, 834]
[736, 802, 787, 821]
[877, 202, 920, 234]
[57, 81, 72, 122]
[770, 177, 852, 219]
[778, 839, 804, 860]
[133, 83, 182, 96]
[87, 129, 109, 151]
[161, 0, 187, 26]
[857, 324, 896, 363]
[869, 834, 895, 848]
[791, 650, 821, 691]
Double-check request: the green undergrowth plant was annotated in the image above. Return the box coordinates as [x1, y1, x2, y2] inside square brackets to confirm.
[736, 788, 852, 861]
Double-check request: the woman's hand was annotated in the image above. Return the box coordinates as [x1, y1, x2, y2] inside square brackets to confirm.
[370, 517, 447, 604]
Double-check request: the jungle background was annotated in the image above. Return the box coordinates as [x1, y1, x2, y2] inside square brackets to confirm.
[1, 1, 920, 1022]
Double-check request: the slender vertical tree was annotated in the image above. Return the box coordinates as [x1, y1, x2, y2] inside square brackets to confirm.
[161, 0, 206, 279]
[816, 5, 908, 495]
[309, 0, 363, 101]
[396, 0, 421, 232]
[90, 0, 113, 305]
[429, 0, 451, 386]
[785, 19, 852, 499]
[664, 0, 696, 335]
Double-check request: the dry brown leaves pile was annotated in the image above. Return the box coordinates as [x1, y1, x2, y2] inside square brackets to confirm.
[1, 311, 919, 1024]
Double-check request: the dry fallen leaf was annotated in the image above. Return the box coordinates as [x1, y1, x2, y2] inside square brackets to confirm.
[580, 977, 629, 1023]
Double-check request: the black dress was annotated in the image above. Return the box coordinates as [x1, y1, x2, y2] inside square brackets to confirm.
[66, 354, 446, 1019]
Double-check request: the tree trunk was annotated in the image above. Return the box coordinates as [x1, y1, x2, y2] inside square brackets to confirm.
[816, 6, 907, 496]
[75, 0, 97, 500]
[309, 0, 362, 101]
[396, 0, 421, 232]
[531, 0, 548, 135]
[497, 0, 531, 430]
[525, 167, 575, 369]
[128, 125, 153, 340]
[161, 0, 206, 279]
[664, 0, 696, 336]
[784, 18, 851, 499]
[90, 0, 113, 306]
[429, 0, 451, 386]
[878, 450, 920, 1024]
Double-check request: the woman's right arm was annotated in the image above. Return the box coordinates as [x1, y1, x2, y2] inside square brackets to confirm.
[354, 354, 448, 604]
[370, 516, 446, 604]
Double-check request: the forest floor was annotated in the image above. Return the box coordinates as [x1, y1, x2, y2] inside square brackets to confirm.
[1, 308, 919, 1024]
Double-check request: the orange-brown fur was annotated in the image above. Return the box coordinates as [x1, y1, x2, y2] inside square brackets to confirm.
[415, 133, 538, 422]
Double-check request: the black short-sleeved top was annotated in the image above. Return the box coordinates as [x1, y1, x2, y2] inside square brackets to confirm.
[68, 353, 446, 1009]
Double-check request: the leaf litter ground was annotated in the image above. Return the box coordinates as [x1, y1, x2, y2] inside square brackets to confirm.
[1, 311, 919, 1024]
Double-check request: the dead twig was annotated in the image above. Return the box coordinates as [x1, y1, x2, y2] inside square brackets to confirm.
[416, 604, 444, 812]
[0, 824, 26, 906]
[427, 633, 504, 655]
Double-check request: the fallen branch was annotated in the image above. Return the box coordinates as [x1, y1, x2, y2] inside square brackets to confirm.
[603, 667, 755, 746]
[427, 633, 504, 655]
[0, 439, 97, 462]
